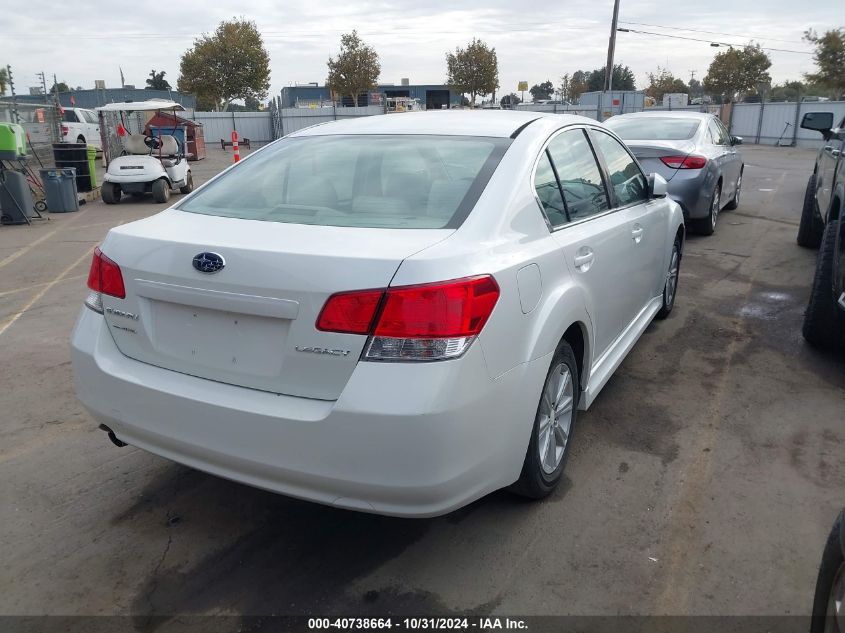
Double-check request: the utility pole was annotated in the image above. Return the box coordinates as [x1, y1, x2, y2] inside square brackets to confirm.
[7, 64, 19, 123]
[37, 71, 48, 105]
[604, 0, 621, 92]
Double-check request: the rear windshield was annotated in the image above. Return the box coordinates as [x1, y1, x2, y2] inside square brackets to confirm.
[179, 135, 507, 229]
[605, 117, 700, 141]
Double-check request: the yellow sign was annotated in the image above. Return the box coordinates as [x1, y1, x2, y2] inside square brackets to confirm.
[517, 81, 528, 92]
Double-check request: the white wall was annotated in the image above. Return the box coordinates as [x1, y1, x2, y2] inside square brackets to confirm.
[728, 101, 845, 148]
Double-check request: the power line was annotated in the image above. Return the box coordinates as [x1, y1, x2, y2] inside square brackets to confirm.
[616, 27, 813, 54]
[617, 20, 807, 45]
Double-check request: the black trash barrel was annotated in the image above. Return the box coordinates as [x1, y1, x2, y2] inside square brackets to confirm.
[52, 143, 92, 193]
[0, 170, 35, 225]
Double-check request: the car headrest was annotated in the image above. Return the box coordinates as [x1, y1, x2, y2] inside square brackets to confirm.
[122, 134, 149, 155]
[157, 135, 179, 156]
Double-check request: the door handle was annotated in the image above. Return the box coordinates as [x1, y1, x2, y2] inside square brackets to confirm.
[832, 149, 842, 158]
[573, 249, 595, 271]
[631, 224, 644, 244]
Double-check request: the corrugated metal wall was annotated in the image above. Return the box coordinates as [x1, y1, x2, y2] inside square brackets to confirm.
[728, 101, 845, 148]
[192, 112, 275, 144]
[277, 106, 385, 135]
[190, 107, 385, 142]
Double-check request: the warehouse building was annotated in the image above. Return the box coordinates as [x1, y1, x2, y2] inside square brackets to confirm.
[281, 81, 461, 110]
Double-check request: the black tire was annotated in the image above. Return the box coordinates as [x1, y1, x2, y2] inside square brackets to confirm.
[179, 172, 194, 194]
[724, 167, 742, 210]
[798, 174, 824, 248]
[34, 200, 48, 213]
[152, 179, 171, 204]
[810, 510, 844, 633]
[101, 182, 121, 205]
[76, 135, 85, 145]
[510, 341, 579, 499]
[693, 182, 721, 236]
[802, 218, 844, 349]
[656, 237, 681, 319]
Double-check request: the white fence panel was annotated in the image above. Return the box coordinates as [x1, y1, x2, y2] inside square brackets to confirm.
[729, 101, 845, 148]
[516, 104, 601, 120]
[278, 106, 384, 136]
[191, 112, 274, 144]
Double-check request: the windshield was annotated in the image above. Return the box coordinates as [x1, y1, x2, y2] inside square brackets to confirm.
[605, 117, 701, 141]
[179, 135, 507, 229]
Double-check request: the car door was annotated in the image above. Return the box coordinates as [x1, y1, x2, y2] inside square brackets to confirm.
[82, 110, 101, 148]
[708, 118, 738, 202]
[589, 128, 668, 305]
[538, 127, 643, 359]
[817, 114, 845, 222]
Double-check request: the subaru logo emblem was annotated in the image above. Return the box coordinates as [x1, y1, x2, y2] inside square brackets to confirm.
[192, 252, 225, 274]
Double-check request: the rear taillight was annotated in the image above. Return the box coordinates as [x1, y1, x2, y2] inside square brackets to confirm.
[660, 155, 707, 169]
[85, 247, 125, 313]
[61, 125, 69, 136]
[317, 275, 500, 361]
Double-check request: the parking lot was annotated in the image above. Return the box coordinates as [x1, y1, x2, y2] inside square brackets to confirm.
[0, 144, 842, 623]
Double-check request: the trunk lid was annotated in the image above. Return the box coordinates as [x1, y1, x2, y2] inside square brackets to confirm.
[100, 209, 452, 400]
[626, 140, 696, 182]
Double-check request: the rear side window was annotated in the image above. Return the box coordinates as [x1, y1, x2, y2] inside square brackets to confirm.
[590, 131, 648, 207]
[546, 129, 610, 222]
[534, 152, 567, 227]
[179, 135, 506, 229]
[62, 110, 79, 123]
[708, 120, 728, 145]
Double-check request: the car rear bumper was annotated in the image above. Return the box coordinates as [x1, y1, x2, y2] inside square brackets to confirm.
[71, 308, 547, 517]
[667, 169, 715, 220]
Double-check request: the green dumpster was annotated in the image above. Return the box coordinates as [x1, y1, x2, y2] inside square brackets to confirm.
[86, 145, 97, 189]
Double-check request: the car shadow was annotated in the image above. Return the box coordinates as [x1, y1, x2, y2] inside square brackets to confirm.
[115, 461, 559, 629]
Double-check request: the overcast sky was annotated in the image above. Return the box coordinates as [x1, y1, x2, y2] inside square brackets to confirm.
[1, 0, 839, 101]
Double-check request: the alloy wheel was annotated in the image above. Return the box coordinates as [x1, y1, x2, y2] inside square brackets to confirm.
[665, 246, 680, 308]
[711, 185, 721, 231]
[538, 363, 574, 474]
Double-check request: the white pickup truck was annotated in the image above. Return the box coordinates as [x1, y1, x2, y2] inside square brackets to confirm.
[60, 107, 102, 148]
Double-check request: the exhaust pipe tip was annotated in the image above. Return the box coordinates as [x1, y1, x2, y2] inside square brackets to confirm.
[99, 423, 127, 448]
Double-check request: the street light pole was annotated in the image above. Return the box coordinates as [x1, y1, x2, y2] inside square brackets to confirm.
[604, 0, 621, 93]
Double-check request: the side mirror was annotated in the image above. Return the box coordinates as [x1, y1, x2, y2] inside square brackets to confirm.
[648, 173, 668, 198]
[731, 136, 743, 145]
[801, 112, 834, 139]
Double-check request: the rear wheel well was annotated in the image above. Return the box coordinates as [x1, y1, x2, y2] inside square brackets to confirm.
[561, 323, 586, 390]
[675, 224, 685, 255]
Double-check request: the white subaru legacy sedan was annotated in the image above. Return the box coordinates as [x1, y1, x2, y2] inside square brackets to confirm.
[72, 111, 684, 517]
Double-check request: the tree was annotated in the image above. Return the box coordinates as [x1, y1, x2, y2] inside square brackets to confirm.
[568, 70, 589, 102]
[500, 93, 521, 108]
[178, 18, 270, 111]
[585, 64, 635, 91]
[446, 38, 499, 106]
[803, 29, 845, 99]
[0, 67, 7, 96]
[51, 81, 70, 94]
[145, 70, 170, 90]
[688, 77, 703, 99]
[702, 44, 771, 102]
[529, 80, 553, 102]
[326, 30, 381, 107]
[644, 67, 690, 103]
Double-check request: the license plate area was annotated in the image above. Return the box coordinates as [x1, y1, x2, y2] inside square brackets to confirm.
[149, 300, 288, 379]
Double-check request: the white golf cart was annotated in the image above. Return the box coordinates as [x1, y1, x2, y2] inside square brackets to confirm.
[96, 100, 194, 205]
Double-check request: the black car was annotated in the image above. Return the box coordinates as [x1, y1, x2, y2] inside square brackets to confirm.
[797, 111, 845, 348]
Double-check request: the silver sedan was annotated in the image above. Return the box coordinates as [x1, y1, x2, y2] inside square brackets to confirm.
[605, 111, 744, 235]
